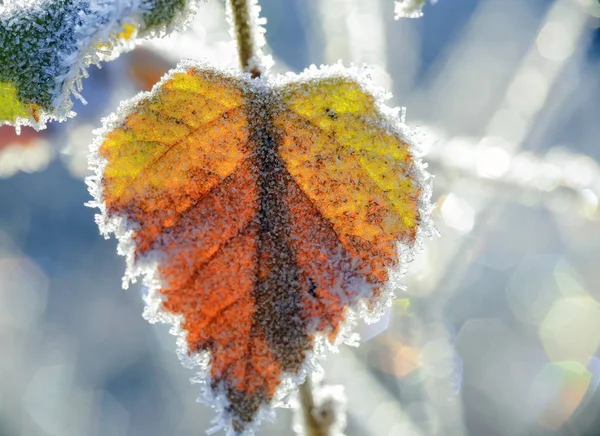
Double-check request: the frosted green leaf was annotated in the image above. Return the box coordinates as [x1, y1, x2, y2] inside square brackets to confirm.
[0, 0, 202, 130]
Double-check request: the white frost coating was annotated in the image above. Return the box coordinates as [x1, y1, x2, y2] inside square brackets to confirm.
[225, 0, 274, 75]
[394, 0, 431, 19]
[292, 372, 348, 436]
[0, 0, 202, 130]
[86, 59, 434, 435]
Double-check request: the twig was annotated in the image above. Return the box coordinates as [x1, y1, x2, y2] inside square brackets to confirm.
[299, 377, 331, 436]
[228, 0, 261, 77]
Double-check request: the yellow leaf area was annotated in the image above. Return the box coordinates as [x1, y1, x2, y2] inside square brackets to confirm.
[276, 78, 419, 282]
[98, 65, 422, 433]
[0, 82, 41, 124]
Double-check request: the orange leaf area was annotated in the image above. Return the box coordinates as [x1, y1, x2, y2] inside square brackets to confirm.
[94, 63, 428, 433]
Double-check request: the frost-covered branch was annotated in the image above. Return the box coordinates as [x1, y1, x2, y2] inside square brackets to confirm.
[297, 376, 347, 436]
[0, 0, 201, 130]
[300, 379, 328, 436]
[228, 0, 259, 77]
[226, 0, 269, 77]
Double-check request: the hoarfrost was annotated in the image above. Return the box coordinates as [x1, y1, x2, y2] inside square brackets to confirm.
[0, 0, 202, 130]
[225, 0, 273, 75]
[394, 0, 434, 19]
[86, 59, 435, 435]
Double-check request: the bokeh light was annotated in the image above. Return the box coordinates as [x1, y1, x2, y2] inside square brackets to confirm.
[539, 296, 600, 365]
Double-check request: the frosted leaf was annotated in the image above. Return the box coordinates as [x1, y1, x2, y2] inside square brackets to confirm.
[0, 0, 202, 130]
[86, 59, 435, 435]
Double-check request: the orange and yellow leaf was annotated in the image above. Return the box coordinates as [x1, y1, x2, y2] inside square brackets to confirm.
[88, 61, 432, 435]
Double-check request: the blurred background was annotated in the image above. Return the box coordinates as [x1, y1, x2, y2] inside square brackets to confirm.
[1, 0, 600, 435]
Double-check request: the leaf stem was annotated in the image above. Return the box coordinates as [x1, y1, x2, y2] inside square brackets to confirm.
[229, 0, 262, 78]
[299, 378, 330, 436]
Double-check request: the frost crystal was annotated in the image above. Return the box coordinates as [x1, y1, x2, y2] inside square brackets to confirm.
[394, 0, 431, 19]
[0, 0, 202, 129]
